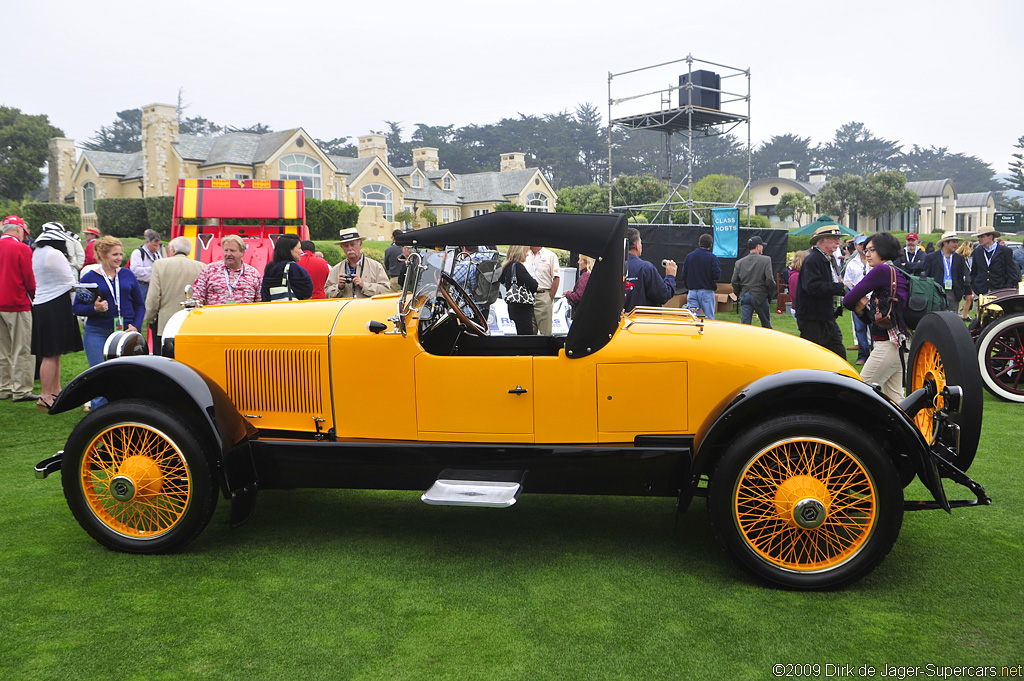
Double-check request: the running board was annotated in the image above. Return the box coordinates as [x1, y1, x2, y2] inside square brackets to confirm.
[422, 469, 526, 508]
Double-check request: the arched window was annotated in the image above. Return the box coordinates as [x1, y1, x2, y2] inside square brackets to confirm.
[525, 191, 549, 212]
[82, 181, 96, 214]
[278, 153, 322, 199]
[360, 183, 394, 221]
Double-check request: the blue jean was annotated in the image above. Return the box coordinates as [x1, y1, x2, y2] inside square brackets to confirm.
[739, 291, 772, 329]
[687, 289, 716, 319]
[853, 312, 872, 363]
[83, 325, 110, 409]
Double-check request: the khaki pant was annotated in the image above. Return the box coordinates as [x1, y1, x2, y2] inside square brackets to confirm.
[860, 338, 903, 402]
[532, 290, 552, 335]
[390, 276, 401, 293]
[0, 310, 34, 399]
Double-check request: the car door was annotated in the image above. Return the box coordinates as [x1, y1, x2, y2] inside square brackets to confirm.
[414, 355, 534, 442]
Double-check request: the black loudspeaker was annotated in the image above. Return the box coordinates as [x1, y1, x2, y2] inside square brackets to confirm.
[679, 70, 721, 109]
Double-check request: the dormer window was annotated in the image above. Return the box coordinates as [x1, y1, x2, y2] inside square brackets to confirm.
[443, 176, 452, 190]
[412, 173, 422, 188]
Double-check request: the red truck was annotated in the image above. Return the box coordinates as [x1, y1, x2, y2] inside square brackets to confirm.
[171, 179, 310, 273]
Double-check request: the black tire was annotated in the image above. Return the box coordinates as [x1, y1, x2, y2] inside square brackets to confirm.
[976, 312, 1024, 402]
[708, 413, 903, 590]
[61, 400, 218, 553]
[906, 311, 983, 472]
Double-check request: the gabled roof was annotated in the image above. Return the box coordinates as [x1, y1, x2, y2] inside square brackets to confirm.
[82, 150, 142, 177]
[452, 172, 510, 204]
[329, 155, 375, 177]
[956, 191, 993, 208]
[906, 179, 955, 198]
[751, 176, 823, 196]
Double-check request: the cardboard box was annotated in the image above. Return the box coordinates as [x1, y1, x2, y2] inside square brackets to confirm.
[716, 293, 737, 312]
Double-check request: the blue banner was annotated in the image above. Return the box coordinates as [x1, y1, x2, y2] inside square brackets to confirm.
[711, 208, 739, 258]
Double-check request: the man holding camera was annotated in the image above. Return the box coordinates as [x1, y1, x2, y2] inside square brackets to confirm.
[796, 225, 847, 359]
[326, 228, 390, 299]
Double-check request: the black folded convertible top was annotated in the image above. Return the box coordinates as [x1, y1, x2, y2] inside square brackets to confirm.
[396, 212, 627, 358]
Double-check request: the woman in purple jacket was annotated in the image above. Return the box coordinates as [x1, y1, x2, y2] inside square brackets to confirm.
[842, 232, 909, 400]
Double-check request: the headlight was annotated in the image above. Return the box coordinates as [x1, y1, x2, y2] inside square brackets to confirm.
[159, 309, 190, 358]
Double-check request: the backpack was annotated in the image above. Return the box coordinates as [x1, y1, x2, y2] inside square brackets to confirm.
[893, 264, 947, 330]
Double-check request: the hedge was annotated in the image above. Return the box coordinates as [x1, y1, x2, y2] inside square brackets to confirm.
[306, 198, 360, 241]
[95, 198, 150, 238]
[145, 196, 174, 235]
[0, 201, 81, 237]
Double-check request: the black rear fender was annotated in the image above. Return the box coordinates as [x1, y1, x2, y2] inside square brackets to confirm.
[687, 369, 944, 508]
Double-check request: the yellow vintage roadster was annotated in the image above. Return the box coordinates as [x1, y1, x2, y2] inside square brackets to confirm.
[35, 212, 989, 589]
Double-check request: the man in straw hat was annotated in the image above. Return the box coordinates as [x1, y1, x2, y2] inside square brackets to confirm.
[796, 224, 848, 359]
[971, 225, 1021, 295]
[0, 216, 38, 402]
[923, 231, 968, 312]
[326, 228, 390, 299]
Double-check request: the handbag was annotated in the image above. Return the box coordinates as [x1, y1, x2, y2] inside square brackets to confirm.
[505, 266, 536, 305]
[872, 265, 898, 331]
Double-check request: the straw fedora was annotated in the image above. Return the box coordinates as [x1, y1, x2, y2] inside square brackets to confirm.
[809, 224, 843, 245]
[937, 231, 961, 245]
[335, 228, 367, 244]
[972, 225, 1001, 239]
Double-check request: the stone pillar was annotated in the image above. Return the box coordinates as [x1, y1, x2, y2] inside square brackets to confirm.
[500, 152, 526, 172]
[48, 138, 78, 204]
[413, 147, 439, 171]
[141, 103, 179, 198]
[358, 135, 388, 163]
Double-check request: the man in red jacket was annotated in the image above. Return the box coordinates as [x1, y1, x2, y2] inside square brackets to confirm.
[0, 216, 38, 402]
[298, 240, 330, 299]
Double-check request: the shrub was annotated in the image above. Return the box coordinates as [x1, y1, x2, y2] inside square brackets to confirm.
[21, 202, 82, 236]
[306, 198, 361, 240]
[492, 203, 523, 212]
[788, 235, 811, 252]
[144, 196, 174, 236]
[420, 208, 438, 225]
[95, 198, 149, 238]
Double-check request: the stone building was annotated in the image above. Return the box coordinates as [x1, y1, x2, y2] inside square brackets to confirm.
[48, 102, 557, 239]
[749, 162, 995, 235]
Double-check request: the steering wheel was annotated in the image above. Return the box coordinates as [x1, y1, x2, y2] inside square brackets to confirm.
[437, 271, 489, 337]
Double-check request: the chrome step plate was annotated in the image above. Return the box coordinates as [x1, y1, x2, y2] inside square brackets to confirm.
[422, 469, 525, 507]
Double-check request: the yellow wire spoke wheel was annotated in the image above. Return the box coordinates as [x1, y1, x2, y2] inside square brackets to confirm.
[734, 437, 876, 573]
[62, 400, 217, 553]
[709, 413, 902, 589]
[79, 423, 192, 539]
[908, 341, 944, 444]
[905, 312, 984, 474]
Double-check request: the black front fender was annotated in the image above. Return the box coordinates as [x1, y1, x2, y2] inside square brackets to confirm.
[689, 369, 946, 510]
[50, 355, 255, 458]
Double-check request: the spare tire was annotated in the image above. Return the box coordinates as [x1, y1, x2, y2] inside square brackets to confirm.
[976, 312, 1024, 402]
[905, 311, 983, 473]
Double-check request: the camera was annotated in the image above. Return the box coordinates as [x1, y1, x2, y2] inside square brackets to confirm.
[342, 274, 354, 283]
[661, 259, 671, 268]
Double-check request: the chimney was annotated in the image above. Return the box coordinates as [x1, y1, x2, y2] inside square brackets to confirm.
[358, 134, 388, 163]
[500, 152, 526, 172]
[808, 167, 826, 184]
[141, 103, 179, 198]
[777, 161, 797, 180]
[412, 147, 439, 171]
[48, 138, 77, 204]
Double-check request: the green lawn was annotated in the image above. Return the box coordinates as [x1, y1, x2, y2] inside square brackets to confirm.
[1, 315, 1021, 680]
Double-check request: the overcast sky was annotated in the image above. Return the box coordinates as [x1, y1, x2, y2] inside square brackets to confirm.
[6, 0, 1022, 176]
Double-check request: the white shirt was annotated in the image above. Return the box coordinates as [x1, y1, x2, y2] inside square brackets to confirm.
[843, 254, 871, 289]
[32, 245, 76, 305]
[130, 245, 164, 283]
[525, 248, 559, 290]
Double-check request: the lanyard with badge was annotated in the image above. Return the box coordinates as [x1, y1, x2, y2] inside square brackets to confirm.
[943, 254, 953, 290]
[101, 270, 124, 331]
[223, 265, 242, 304]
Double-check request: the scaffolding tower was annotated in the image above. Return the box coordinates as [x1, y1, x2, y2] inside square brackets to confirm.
[607, 54, 751, 225]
